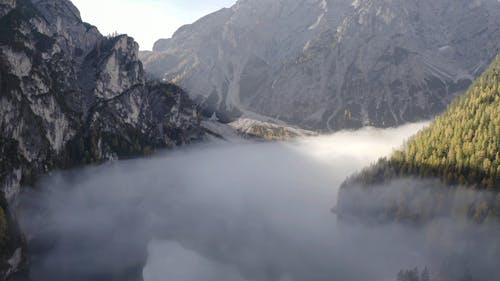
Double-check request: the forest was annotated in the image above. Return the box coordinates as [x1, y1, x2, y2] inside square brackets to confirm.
[341, 55, 500, 222]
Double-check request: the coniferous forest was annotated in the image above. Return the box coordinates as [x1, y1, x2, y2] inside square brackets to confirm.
[1, 0, 499, 280]
[340, 55, 500, 222]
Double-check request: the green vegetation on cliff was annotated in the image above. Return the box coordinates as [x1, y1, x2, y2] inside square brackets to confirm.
[340, 55, 500, 223]
[0, 206, 6, 247]
[352, 55, 500, 190]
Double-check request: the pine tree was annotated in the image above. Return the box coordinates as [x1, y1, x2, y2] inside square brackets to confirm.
[421, 267, 430, 281]
[342, 55, 500, 221]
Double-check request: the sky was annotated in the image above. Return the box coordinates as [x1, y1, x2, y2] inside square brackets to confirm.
[71, 0, 236, 50]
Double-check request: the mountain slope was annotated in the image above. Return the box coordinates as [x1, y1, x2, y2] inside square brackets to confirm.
[141, 0, 500, 131]
[0, 0, 204, 278]
[337, 55, 500, 223]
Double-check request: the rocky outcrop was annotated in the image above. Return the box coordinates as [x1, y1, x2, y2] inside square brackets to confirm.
[141, 0, 500, 131]
[229, 118, 317, 141]
[0, 0, 204, 278]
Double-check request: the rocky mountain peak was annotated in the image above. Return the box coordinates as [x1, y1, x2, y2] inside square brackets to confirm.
[32, 0, 82, 22]
[141, 0, 499, 131]
[0, 0, 206, 277]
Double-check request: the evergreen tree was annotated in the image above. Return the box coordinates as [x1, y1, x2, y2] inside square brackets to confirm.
[421, 267, 430, 281]
[343, 55, 500, 221]
[0, 206, 7, 247]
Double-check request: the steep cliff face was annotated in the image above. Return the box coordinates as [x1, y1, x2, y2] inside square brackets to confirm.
[0, 0, 204, 278]
[141, 0, 500, 131]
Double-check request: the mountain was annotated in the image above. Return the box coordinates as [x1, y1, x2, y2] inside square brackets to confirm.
[228, 118, 317, 141]
[337, 55, 500, 223]
[141, 0, 500, 131]
[0, 0, 205, 278]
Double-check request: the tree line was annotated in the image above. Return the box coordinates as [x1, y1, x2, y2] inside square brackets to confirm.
[342, 55, 500, 222]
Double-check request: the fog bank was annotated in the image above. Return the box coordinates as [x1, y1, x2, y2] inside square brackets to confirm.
[18, 122, 499, 281]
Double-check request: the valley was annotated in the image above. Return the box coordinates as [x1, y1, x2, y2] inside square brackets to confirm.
[19, 123, 439, 281]
[0, 0, 498, 280]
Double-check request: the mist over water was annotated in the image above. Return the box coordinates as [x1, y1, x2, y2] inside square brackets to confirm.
[18, 122, 500, 281]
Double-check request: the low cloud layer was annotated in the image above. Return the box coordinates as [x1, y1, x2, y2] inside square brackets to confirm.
[17, 122, 499, 281]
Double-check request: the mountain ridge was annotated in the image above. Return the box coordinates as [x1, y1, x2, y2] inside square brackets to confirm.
[337, 55, 500, 224]
[141, 0, 500, 131]
[0, 0, 205, 278]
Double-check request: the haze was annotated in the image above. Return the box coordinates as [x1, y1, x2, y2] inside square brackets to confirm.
[18, 122, 500, 281]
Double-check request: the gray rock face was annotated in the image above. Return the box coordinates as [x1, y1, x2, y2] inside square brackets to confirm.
[0, 0, 204, 278]
[141, 0, 500, 131]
